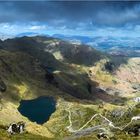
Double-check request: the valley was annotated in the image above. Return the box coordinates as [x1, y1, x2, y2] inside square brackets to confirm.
[0, 36, 140, 140]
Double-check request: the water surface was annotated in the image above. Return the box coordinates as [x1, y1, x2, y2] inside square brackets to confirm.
[18, 96, 56, 124]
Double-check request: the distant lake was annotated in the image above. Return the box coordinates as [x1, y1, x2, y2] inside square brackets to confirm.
[18, 96, 56, 124]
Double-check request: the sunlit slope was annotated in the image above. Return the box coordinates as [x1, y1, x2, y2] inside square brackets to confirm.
[0, 36, 140, 139]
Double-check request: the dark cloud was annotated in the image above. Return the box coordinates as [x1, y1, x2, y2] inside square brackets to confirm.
[0, 1, 140, 28]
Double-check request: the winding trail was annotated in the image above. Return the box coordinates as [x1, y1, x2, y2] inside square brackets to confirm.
[66, 107, 140, 134]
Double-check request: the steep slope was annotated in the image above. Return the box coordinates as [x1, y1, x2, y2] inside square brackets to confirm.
[0, 50, 56, 138]
[43, 40, 105, 66]
[10, 36, 104, 66]
[0, 36, 140, 140]
[1, 37, 61, 69]
[116, 58, 140, 83]
[0, 43, 105, 139]
[0, 36, 108, 100]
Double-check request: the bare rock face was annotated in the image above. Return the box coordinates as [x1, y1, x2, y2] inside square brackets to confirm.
[116, 58, 140, 83]
[111, 109, 125, 118]
[0, 79, 6, 92]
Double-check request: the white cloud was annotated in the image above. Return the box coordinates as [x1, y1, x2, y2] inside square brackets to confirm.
[29, 25, 46, 30]
[0, 22, 140, 38]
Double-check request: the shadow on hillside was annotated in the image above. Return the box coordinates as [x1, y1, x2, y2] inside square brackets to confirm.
[1, 36, 131, 72]
[45, 69, 127, 106]
[0, 36, 130, 106]
[54, 40, 131, 70]
[107, 55, 130, 73]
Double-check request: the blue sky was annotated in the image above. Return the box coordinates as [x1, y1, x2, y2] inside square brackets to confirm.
[1, 1, 140, 37]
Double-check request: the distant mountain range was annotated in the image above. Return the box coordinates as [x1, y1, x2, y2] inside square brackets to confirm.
[0, 32, 140, 57]
[52, 34, 140, 57]
[17, 32, 45, 37]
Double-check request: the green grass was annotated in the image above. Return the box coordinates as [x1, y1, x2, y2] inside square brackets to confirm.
[0, 125, 53, 140]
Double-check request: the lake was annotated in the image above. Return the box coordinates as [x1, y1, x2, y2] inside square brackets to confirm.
[18, 96, 56, 124]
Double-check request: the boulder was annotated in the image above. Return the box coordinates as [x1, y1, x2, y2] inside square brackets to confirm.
[111, 109, 125, 118]
[132, 84, 140, 91]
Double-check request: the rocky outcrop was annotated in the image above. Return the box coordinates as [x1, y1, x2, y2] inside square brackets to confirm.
[127, 125, 140, 136]
[132, 84, 140, 91]
[105, 88, 123, 96]
[110, 109, 125, 118]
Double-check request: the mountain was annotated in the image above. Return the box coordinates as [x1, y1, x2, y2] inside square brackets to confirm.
[0, 32, 14, 40]
[2, 36, 105, 66]
[16, 32, 40, 37]
[53, 34, 93, 44]
[0, 36, 140, 139]
[52, 34, 140, 57]
[33, 36, 105, 66]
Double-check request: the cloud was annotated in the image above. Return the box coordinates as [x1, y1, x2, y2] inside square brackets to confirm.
[0, 1, 139, 27]
[29, 25, 47, 30]
[0, 22, 138, 38]
[0, 23, 46, 35]
[0, 1, 140, 37]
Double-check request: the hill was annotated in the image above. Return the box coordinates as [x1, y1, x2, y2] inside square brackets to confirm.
[0, 36, 140, 139]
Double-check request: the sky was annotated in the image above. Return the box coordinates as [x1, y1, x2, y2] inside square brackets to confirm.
[1, 1, 140, 37]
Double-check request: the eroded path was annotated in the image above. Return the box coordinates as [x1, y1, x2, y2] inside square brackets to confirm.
[66, 106, 140, 134]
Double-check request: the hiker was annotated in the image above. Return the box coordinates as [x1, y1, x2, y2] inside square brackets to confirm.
[17, 121, 25, 133]
[7, 123, 17, 134]
[7, 122, 25, 134]
[97, 132, 109, 139]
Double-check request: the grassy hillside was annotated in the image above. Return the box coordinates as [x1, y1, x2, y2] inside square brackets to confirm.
[0, 36, 140, 139]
